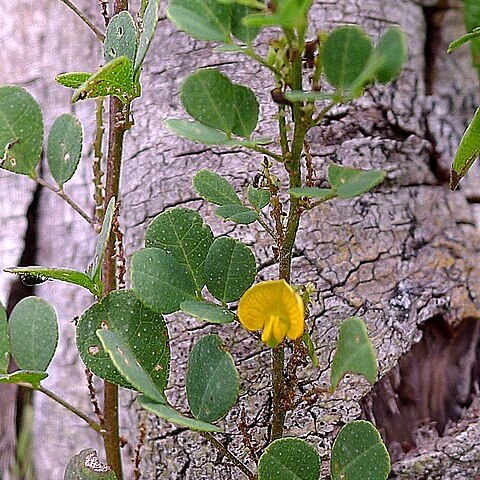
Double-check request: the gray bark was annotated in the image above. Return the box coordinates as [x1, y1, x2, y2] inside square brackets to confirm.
[1, 0, 480, 479]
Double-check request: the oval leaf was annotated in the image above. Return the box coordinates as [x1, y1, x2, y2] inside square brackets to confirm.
[77, 290, 169, 392]
[258, 437, 321, 480]
[247, 186, 270, 210]
[180, 300, 234, 324]
[323, 26, 373, 90]
[87, 196, 116, 287]
[138, 395, 222, 432]
[193, 169, 242, 206]
[180, 69, 258, 137]
[215, 204, 258, 224]
[56, 72, 91, 89]
[135, 0, 161, 72]
[165, 119, 230, 145]
[330, 317, 377, 390]
[0, 370, 48, 389]
[9, 297, 58, 372]
[166, 0, 231, 43]
[0, 303, 9, 373]
[47, 113, 83, 186]
[104, 11, 137, 63]
[186, 334, 239, 422]
[231, 4, 260, 43]
[288, 187, 336, 200]
[96, 329, 165, 403]
[64, 449, 117, 480]
[0, 85, 43, 176]
[373, 27, 408, 84]
[330, 421, 390, 480]
[4, 266, 100, 296]
[205, 237, 256, 303]
[328, 164, 385, 199]
[145, 207, 214, 290]
[465, 0, 480, 72]
[131, 247, 196, 313]
[451, 106, 480, 190]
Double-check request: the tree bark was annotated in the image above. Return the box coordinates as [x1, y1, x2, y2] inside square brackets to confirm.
[1, 0, 480, 479]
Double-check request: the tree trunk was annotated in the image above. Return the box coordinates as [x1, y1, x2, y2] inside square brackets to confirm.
[2, 0, 480, 479]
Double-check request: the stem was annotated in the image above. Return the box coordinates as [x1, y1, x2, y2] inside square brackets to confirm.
[58, 0, 105, 41]
[201, 432, 256, 480]
[34, 177, 95, 226]
[244, 47, 282, 77]
[36, 386, 102, 433]
[101, 3, 129, 478]
[93, 98, 106, 226]
[271, 25, 308, 442]
[249, 145, 284, 163]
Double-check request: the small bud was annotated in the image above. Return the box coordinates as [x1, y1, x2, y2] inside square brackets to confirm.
[271, 88, 292, 106]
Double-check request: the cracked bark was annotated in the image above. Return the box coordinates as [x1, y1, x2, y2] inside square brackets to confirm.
[2, 0, 480, 479]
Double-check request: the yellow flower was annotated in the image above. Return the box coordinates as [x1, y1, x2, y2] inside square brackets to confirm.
[238, 279, 305, 348]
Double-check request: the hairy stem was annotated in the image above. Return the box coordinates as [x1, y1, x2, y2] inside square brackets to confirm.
[58, 0, 105, 41]
[202, 432, 256, 480]
[36, 386, 102, 433]
[93, 98, 106, 226]
[34, 177, 95, 226]
[271, 25, 308, 442]
[101, 3, 129, 478]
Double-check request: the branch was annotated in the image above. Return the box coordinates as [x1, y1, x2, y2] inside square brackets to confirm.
[58, 0, 105, 41]
[34, 177, 95, 227]
[201, 432, 256, 480]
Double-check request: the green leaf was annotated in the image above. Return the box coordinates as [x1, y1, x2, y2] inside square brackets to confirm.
[47, 113, 83, 187]
[145, 207, 214, 290]
[138, 395, 222, 432]
[104, 11, 137, 63]
[193, 169, 242, 206]
[9, 297, 58, 372]
[72, 56, 135, 104]
[0, 85, 43, 176]
[216, 204, 258, 224]
[288, 187, 336, 200]
[180, 69, 259, 137]
[450, 106, 480, 190]
[0, 371, 48, 389]
[205, 237, 256, 303]
[323, 26, 373, 90]
[465, 0, 480, 73]
[330, 421, 390, 480]
[328, 164, 385, 199]
[97, 328, 165, 403]
[77, 290, 169, 393]
[64, 449, 118, 480]
[135, 0, 161, 72]
[258, 437, 321, 480]
[285, 91, 336, 102]
[4, 266, 101, 296]
[87, 196, 116, 288]
[56, 72, 91, 89]
[165, 119, 231, 145]
[231, 4, 260, 43]
[243, 0, 313, 29]
[186, 334, 239, 422]
[131, 247, 196, 314]
[247, 185, 270, 209]
[166, 0, 231, 43]
[180, 300, 234, 324]
[302, 331, 318, 368]
[0, 303, 9, 374]
[448, 27, 480, 53]
[330, 317, 377, 390]
[373, 27, 408, 84]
